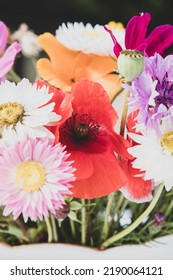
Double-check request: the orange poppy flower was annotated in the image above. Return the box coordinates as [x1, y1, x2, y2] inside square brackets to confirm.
[36, 32, 122, 100]
[46, 80, 129, 199]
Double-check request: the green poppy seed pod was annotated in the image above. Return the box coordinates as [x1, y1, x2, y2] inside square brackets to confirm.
[117, 49, 144, 82]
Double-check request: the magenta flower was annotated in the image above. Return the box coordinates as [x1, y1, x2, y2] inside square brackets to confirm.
[105, 12, 173, 57]
[0, 137, 76, 222]
[0, 20, 21, 81]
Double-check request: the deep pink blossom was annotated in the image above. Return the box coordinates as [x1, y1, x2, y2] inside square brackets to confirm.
[105, 12, 173, 57]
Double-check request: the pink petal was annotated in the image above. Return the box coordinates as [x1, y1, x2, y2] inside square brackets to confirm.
[0, 41, 21, 79]
[104, 25, 122, 57]
[125, 12, 151, 50]
[145, 25, 173, 56]
[0, 21, 8, 52]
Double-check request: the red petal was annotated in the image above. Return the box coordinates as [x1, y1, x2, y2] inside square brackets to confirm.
[68, 151, 94, 180]
[120, 160, 153, 203]
[71, 80, 118, 130]
[69, 152, 126, 199]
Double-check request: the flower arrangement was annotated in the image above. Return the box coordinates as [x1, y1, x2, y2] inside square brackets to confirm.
[0, 12, 173, 251]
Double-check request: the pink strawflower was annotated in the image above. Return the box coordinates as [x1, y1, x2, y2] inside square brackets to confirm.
[0, 137, 76, 222]
[0, 20, 21, 81]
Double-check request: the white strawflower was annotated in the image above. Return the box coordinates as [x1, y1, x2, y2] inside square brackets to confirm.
[55, 21, 125, 56]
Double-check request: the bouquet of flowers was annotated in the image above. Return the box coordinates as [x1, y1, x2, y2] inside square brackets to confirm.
[0, 12, 173, 250]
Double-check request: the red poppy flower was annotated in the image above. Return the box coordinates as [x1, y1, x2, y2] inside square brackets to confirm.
[119, 111, 153, 202]
[105, 12, 173, 57]
[50, 80, 129, 199]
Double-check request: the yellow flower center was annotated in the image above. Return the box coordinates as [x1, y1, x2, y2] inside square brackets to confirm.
[0, 102, 24, 128]
[160, 131, 173, 154]
[107, 21, 124, 30]
[15, 161, 46, 192]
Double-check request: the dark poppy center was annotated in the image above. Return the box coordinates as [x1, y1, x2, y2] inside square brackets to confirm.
[59, 113, 100, 148]
[74, 122, 89, 138]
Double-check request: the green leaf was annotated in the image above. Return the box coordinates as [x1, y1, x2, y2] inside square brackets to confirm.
[70, 201, 82, 211]
[0, 225, 29, 242]
[68, 211, 81, 224]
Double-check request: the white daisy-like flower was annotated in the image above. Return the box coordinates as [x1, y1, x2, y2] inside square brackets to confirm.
[55, 21, 125, 56]
[0, 78, 60, 146]
[128, 128, 173, 191]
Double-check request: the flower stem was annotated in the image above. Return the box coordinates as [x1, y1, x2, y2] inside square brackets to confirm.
[45, 216, 53, 243]
[100, 183, 164, 249]
[110, 87, 124, 104]
[70, 219, 76, 239]
[101, 193, 114, 241]
[7, 69, 21, 83]
[112, 194, 124, 220]
[81, 199, 86, 245]
[120, 90, 129, 136]
[50, 216, 58, 242]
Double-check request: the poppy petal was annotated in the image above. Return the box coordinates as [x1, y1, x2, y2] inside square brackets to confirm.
[120, 160, 153, 203]
[70, 152, 126, 199]
[71, 80, 118, 129]
[36, 58, 72, 91]
[69, 151, 94, 180]
[36, 33, 78, 89]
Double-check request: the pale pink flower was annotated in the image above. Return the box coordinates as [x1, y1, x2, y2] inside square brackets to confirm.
[0, 137, 76, 222]
[0, 20, 21, 81]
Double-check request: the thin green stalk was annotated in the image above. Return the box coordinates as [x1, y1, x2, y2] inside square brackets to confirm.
[101, 193, 114, 241]
[112, 194, 124, 220]
[110, 87, 124, 103]
[45, 216, 53, 243]
[119, 90, 129, 136]
[81, 199, 86, 245]
[7, 69, 21, 83]
[50, 216, 58, 242]
[70, 219, 76, 239]
[100, 184, 164, 249]
[165, 199, 173, 217]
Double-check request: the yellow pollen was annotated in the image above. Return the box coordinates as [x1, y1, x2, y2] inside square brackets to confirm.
[160, 131, 173, 154]
[15, 161, 46, 192]
[0, 102, 24, 128]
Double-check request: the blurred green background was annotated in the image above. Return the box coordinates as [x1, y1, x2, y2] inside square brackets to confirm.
[1, 0, 173, 34]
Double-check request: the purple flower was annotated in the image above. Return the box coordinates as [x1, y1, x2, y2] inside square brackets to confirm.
[125, 53, 173, 134]
[154, 212, 165, 225]
[105, 12, 173, 57]
[0, 20, 21, 81]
